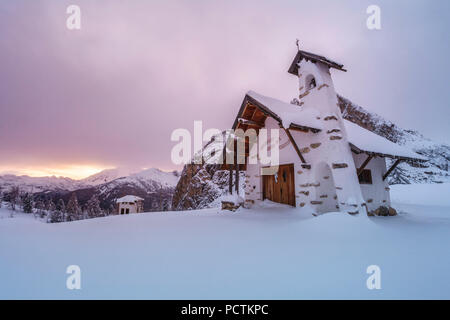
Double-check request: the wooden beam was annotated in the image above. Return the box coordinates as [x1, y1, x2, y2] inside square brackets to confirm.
[235, 162, 239, 194]
[357, 155, 373, 177]
[282, 126, 306, 163]
[241, 103, 256, 119]
[248, 105, 258, 122]
[289, 123, 321, 133]
[246, 95, 282, 123]
[252, 109, 267, 123]
[238, 118, 263, 128]
[288, 125, 308, 133]
[383, 159, 402, 181]
[228, 166, 233, 194]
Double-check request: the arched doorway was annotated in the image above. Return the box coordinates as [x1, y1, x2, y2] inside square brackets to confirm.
[314, 162, 339, 214]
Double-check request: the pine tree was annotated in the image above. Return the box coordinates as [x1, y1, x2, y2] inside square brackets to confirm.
[48, 209, 61, 223]
[7, 186, 20, 211]
[162, 198, 169, 211]
[22, 193, 34, 213]
[34, 200, 46, 218]
[108, 204, 116, 215]
[46, 199, 55, 213]
[56, 198, 66, 221]
[86, 194, 103, 218]
[66, 193, 81, 221]
[46, 198, 55, 211]
[49, 199, 65, 223]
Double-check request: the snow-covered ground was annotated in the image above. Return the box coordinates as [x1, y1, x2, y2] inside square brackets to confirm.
[0, 183, 449, 299]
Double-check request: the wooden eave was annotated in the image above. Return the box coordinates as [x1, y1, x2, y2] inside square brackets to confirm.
[289, 123, 321, 134]
[232, 94, 280, 131]
[232, 94, 321, 133]
[288, 50, 347, 76]
[224, 93, 324, 168]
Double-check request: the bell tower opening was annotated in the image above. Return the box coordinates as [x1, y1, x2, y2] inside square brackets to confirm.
[305, 74, 316, 90]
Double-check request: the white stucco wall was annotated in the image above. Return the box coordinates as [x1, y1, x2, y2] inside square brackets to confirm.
[118, 202, 139, 214]
[352, 153, 391, 212]
[297, 60, 367, 213]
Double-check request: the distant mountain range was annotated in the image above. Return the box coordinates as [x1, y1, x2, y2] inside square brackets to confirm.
[0, 168, 180, 212]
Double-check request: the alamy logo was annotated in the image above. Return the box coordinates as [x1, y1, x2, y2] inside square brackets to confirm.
[366, 265, 381, 290]
[171, 121, 280, 175]
[66, 5, 81, 30]
[366, 5, 381, 30]
[66, 265, 81, 290]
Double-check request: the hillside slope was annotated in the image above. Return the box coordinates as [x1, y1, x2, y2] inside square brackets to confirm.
[337, 95, 449, 184]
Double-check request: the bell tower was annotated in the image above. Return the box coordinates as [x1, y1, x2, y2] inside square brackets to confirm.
[288, 49, 366, 215]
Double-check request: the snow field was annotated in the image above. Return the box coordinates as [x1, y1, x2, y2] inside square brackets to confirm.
[0, 183, 449, 299]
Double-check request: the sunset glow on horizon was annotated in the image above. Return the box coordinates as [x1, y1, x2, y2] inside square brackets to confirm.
[0, 1, 448, 178]
[0, 165, 112, 180]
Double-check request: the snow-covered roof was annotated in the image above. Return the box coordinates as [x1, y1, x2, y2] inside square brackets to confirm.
[231, 91, 426, 162]
[246, 91, 323, 131]
[344, 120, 427, 161]
[116, 195, 144, 203]
[288, 50, 346, 75]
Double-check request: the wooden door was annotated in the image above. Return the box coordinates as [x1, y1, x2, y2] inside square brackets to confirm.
[263, 164, 295, 206]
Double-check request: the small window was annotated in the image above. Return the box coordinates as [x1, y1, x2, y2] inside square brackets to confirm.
[308, 77, 316, 90]
[121, 208, 125, 214]
[305, 74, 317, 91]
[126, 208, 130, 214]
[358, 169, 372, 184]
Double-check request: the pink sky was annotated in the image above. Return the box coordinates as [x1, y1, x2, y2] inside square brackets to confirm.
[0, 0, 448, 178]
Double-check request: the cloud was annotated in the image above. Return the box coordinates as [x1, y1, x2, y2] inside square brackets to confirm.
[0, 0, 448, 176]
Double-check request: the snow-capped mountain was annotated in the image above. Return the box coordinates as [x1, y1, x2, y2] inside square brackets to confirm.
[0, 168, 181, 212]
[172, 95, 450, 210]
[94, 168, 180, 204]
[0, 168, 179, 193]
[80, 167, 142, 185]
[0, 174, 86, 193]
[116, 168, 180, 189]
[0, 167, 137, 193]
[89, 168, 180, 211]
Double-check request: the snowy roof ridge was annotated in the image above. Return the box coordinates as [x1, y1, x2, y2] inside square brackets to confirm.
[234, 91, 426, 162]
[245, 91, 323, 131]
[344, 120, 427, 161]
[116, 195, 144, 203]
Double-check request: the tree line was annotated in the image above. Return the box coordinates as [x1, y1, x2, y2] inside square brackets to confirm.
[0, 187, 115, 223]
